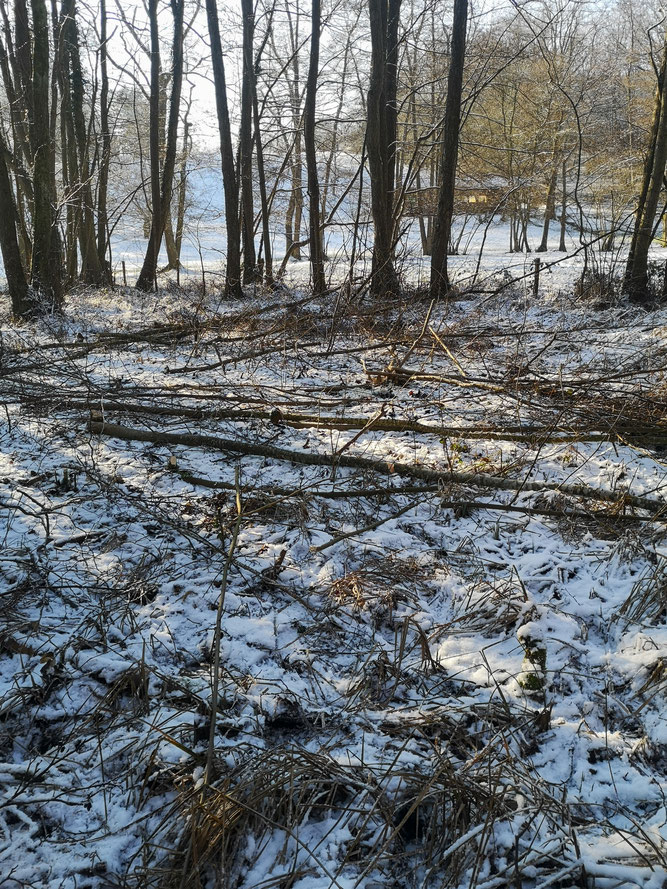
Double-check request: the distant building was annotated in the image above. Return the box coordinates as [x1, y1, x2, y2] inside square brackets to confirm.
[403, 182, 509, 217]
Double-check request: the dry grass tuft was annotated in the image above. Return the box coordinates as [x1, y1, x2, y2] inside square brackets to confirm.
[619, 557, 667, 625]
[139, 726, 587, 889]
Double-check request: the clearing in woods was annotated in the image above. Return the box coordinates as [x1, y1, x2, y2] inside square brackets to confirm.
[1, 277, 667, 888]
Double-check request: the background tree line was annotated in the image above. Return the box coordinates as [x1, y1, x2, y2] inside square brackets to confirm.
[0, 0, 663, 317]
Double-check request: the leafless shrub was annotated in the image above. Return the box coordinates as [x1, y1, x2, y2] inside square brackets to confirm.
[574, 269, 620, 307]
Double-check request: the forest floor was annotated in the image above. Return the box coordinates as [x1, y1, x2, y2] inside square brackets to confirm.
[1, 272, 667, 889]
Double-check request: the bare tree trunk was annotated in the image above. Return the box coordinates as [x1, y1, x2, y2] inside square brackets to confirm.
[239, 0, 258, 282]
[164, 216, 179, 269]
[55, 1, 72, 283]
[0, 130, 29, 316]
[284, 1, 302, 261]
[625, 32, 667, 302]
[14, 172, 31, 268]
[136, 0, 161, 291]
[0, 21, 32, 171]
[292, 151, 303, 258]
[251, 49, 273, 286]
[62, 0, 103, 284]
[559, 160, 567, 252]
[520, 199, 530, 252]
[54, 3, 76, 285]
[14, 0, 32, 120]
[385, 0, 400, 207]
[30, 0, 62, 305]
[60, 87, 78, 284]
[430, 0, 467, 299]
[345, 142, 365, 294]
[158, 69, 180, 271]
[96, 0, 112, 280]
[285, 191, 294, 260]
[174, 108, 191, 267]
[407, 69, 431, 256]
[320, 30, 352, 240]
[160, 6, 184, 271]
[537, 149, 558, 253]
[625, 47, 664, 283]
[304, 0, 325, 294]
[252, 92, 273, 286]
[366, 0, 401, 298]
[205, 0, 242, 297]
[136, 0, 184, 292]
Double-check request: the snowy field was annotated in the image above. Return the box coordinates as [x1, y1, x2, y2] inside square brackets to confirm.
[108, 212, 596, 294]
[104, 166, 613, 292]
[1, 237, 667, 888]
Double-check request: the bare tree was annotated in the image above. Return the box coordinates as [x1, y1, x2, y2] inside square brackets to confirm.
[430, 0, 467, 299]
[624, 29, 667, 302]
[96, 0, 112, 278]
[304, 0, 325, 294]
[60, 0, 104, 285]
[366, 0, 401, 297]
[240, 0, 258, 283]
[251, 3, 276, 286]
[537, 139, 560, 252]
[30, 0, 62, 305]
[205, 0, 242, 297]
[173, 92, 193, 269]
[136, 0, 185, 292]
[283, 0, 304, 261]
[0, 130, 30, 316]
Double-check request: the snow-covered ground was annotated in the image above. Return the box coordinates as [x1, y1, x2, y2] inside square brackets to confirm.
[108, 212, 605, 293]
[104, 166, 628, 293]
[1, 246, 667, 888]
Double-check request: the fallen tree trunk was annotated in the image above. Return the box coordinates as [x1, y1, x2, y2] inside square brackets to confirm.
[62, 401, 664, 445]
[160, 468, 665, 526]
[88, 420, 666, 515]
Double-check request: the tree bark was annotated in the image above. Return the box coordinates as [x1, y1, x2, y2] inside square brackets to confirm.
[136, 0, 161, 291]
[537, 148, 559, 253]
[284, 2, 302, 261]
[159, 70, 179, 271]
[558, 160, 567, 252]
[624, 32, 667, 302]
[0, 131, 30, 316]
[366, 0, 401, 298]
[0, 22, 32, 171]
[251, 44, 273, 286]
[59, 76, 78, 285]
[14, 171, 32, 269]
[625, 47, 665, 283]
[164, 216, 179, 269]
[174, 111, 191, 267]
[61, 0, 103, 285]
[14, 0, 32, 120]
[385, 0, 400, 225]
[136, 0, 184, 292]
[96, 0, 112, 280]
[205, 0, 242, 297]
[304, 0, 325, 294]
[430, 0, 467, 299]
[30, 0, 62, 306]
[320, 30, 351, 244]
[239, 0, 258, 283]
[252, 86, 273, 287]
